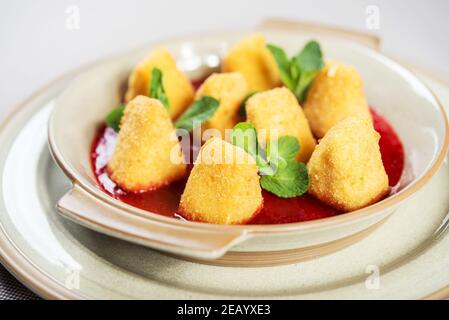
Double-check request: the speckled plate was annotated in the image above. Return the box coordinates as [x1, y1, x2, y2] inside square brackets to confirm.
[1, 21, 449, 299]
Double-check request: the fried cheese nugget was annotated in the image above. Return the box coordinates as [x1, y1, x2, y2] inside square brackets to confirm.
[246, 87, 316, 163]
[179, 137, 262, 224]
[125, 47, 194, 119]
[108, 96, 186, 192]
[307, 116, 389, 211]
[304, 62, 370, 138]
[195, 72, 248, 137]
[222, 34, 281, 92]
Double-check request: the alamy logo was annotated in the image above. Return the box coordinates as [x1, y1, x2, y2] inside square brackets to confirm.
[365, 264, 380, 290]
[365, 5, 380, 30]
[65, 5, 80, 30]
[65, 266, 80, 290]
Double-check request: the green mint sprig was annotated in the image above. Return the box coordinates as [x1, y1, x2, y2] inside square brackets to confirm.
[230, 122, 309, 198]
[267, 40, 324, 103]
[105, 67, 219, 132]
[230, 122, 269, 169]
[261, 136, 308, 198]
[105, 68, 169, 132]
[104, 96, 219, 133]
[105, 104, 125, 132]
[174, 96, 219, 131]
[149, 68, 169, 109]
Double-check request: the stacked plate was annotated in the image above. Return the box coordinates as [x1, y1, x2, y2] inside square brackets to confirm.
[0, 20, 448, 299]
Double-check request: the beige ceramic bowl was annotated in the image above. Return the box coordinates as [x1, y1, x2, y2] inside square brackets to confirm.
[48, 28, 449, 266]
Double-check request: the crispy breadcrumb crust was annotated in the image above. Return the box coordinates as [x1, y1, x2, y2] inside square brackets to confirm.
[307, 116, 389, 211]
[179, 137, 263, 224]
[125, 47, 194, 119]
[304, 62, 370, 138]
[246, 87, 316, 163]
[195, 72, 248, 137]
[222, 34, 281, 92]
[108, 96, 186, 192]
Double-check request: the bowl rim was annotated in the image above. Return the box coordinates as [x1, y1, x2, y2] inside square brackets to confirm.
[48, 28, 449, 235]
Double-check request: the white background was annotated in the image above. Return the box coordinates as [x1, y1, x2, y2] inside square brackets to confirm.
[1, 0, 448, 115]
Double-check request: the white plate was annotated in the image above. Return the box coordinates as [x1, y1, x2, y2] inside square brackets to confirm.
[0, 68, 449, 299]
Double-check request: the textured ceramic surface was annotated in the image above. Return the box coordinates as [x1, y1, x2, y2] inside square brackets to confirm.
[1, 68, 449, 299]
[48, 28, 448, 261]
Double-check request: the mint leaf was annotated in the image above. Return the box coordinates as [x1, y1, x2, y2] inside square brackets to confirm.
[260, 161, 309, 198]
[295, 70, 319, 102]
[230, 124, 309, 198]
[267, 40, 324, 103]
[266, 136, 300, 170]
[267, 44, 295, 89]
[149, 68, 169, 109]
[293, 41, 324, 101]
[294, 41, 324, 72]
[105, 105, 125, 132]
[238, 92, 258, 117]
[266, 136, 300, 163]
[174, 96, 219, 131]
[230, 122, 258, 159]
[230, 122, 268, 168]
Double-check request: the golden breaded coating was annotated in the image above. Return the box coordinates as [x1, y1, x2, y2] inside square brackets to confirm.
[125, 47, 194, 119]
[108, 96, 186, 192]
[222, 34, 281, 92]
[304, 62, 370, 138]
[195, 72, 248, 137]
[307, 116, 389, 211]
[246, 87, 316, 163]
[179, 137, 263, 224]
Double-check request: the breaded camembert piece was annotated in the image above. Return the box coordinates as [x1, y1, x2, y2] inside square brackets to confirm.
[307, 116, 389, 211]
[195, 72, 248, 136]
[304, 62, 370, 138]
[246, 87, 316, 163]
[222, 34, 280, 92]
[108, 96, 186, 192]
[179, 137, 263, 224]
[125, 47, 194, 119]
